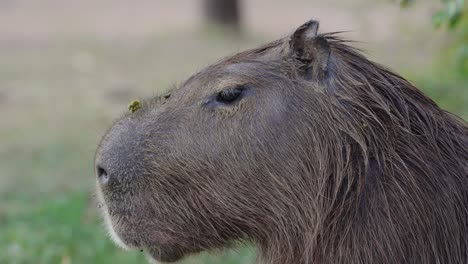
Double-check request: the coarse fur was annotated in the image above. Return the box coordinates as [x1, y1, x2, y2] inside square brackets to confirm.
[95, 20, 468, 264]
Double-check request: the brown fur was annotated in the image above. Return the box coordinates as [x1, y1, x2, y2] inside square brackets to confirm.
[95, 20, 468, 264]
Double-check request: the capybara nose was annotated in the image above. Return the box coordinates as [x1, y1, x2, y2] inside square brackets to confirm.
[96, 165, 109, 184]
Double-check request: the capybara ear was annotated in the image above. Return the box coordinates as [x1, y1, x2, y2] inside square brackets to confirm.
[289, 20, 331, 80]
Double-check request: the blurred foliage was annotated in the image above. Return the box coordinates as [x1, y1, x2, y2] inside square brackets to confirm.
[431, 0, 465, 28]
[400, 0, 468, 76]
[432, 0, 467, 77]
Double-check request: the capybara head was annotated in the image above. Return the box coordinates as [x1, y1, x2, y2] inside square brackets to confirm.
[95, 20, 468, 264]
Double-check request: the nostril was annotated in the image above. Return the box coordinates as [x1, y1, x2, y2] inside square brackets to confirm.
[96, 165, 109, 184]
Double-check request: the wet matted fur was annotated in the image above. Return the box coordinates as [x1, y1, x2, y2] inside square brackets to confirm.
[95, 20, 468, 264]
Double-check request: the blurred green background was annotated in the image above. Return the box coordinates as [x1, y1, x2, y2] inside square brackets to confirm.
[0, 0, 466, 263]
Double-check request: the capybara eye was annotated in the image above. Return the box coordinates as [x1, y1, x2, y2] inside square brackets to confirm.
[216, 86, 245, 104]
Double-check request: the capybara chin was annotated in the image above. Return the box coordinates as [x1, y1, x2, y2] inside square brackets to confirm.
[94, 20, 468, 264]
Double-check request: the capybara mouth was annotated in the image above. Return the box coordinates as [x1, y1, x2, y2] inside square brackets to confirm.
[96, 193, 143, 251]
[100, 210, 141, 250]
[99, 199, 187, 262]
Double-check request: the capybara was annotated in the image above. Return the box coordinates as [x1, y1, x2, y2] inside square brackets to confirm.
[95, 20, 468, 264]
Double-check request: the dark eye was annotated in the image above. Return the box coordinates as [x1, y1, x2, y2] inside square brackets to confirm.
[216, 86, 245, 104]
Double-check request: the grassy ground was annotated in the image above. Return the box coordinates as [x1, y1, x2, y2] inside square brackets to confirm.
[0, 3, 467, 263]
[0, 192, 255, 263]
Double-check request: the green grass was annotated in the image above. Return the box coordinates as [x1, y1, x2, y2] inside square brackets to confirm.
[0, 192, 255, 264]
[0, 192, 147, 264]
[0, 29, 466, 264]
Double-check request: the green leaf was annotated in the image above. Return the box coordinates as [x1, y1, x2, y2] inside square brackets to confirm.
[448, 12, 462, 28]
[432, 10, 448, 28]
